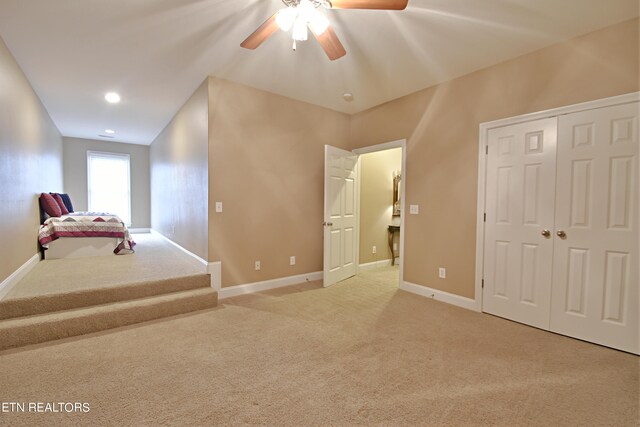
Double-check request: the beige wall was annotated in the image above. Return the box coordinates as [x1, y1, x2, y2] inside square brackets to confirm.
[150, 80, 209, 260]
[207, 77, 350, 287]
[63, 137, 150, 228]
[359, 148, 402, 264]
[0, 36, 63, 283]
[349, 18, 640, 298]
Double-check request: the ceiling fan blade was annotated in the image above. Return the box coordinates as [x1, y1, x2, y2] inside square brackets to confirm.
[328, 0, 408, 10]
[311, 25, 346, 61]
[240, 14, 279, 50]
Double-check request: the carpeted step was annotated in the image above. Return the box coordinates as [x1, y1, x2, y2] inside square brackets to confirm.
[0, 287, 218, 351]
[0, 274, 211, 320]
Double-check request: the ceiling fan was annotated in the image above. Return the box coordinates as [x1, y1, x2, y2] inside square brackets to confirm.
[240, 0, 408, 61]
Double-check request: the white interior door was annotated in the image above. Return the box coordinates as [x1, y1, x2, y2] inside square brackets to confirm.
[483, 118, 558, 329]
[550, 103, 639, 354]
[323, 145, 359, 287]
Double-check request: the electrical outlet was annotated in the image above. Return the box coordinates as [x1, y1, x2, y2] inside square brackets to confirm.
[290, 256, 296, 266]
[410, 205, 419, 215]
[372, 246, 377, 254]
[255, 261, 261, 271]
[439, 268, 446, 279]
[215, 202, 223, 213]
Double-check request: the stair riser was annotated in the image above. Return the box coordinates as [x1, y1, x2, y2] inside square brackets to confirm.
[0, 275, 211, 320]
[0, 292, 217, 351]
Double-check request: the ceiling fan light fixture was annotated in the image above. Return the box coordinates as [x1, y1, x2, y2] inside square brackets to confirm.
[296, 0, 329, 35]
[242, 0, 408, 60]
[308, 9, 329, 34]
[276, 7, 296, 31]
[292, 18, 308, 41]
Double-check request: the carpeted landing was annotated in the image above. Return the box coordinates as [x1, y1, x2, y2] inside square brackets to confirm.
[0, 267, 637, 426]
[0, 232, 217, 350]
[4, 233, 205, 299]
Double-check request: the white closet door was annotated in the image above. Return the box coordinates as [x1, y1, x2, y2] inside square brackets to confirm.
[483, 118, 558, 329]
[551, 103, 639, 354]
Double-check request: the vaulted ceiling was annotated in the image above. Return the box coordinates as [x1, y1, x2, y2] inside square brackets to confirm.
[0, 0, 637, 145]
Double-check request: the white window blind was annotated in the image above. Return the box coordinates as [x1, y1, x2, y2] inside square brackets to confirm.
[87, 151, 131, 226]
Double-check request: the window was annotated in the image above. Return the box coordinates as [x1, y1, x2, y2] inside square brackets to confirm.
[87, 151, 131, 226]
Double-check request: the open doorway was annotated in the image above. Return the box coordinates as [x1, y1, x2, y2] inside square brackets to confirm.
[355, 143, 404, 287]
[322, 140, 406, 288]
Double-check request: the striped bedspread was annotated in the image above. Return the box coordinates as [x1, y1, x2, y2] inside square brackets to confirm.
[38, 212, 136, 255]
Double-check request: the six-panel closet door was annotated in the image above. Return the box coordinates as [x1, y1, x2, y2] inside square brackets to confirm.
[483, 118, 558, 329]
[483, 100, 639, 354]
[550, 103, 639, 354]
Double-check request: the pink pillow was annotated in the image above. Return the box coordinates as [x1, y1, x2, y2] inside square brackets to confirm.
[51, 193, 69, 215]
[40, 193, 61, 218]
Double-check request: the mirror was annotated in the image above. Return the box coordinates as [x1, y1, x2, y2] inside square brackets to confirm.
[393, 171, 401, 217]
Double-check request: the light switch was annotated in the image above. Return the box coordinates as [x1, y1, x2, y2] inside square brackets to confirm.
[409, 205, 419, 215]
[215, 202, 223, 213]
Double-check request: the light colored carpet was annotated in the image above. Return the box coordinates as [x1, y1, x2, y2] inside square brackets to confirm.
[5, 233, 204, 299]
[0, 267, 637, 426]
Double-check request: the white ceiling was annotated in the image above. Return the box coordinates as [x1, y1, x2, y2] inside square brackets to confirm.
[0, 0, 637, 145]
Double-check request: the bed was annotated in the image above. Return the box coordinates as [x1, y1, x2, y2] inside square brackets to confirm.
[38, 193, 135, 260]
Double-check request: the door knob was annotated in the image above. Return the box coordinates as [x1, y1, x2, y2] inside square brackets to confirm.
[541, 229, 551, 238]
[323, 222, 333, 227]
[556, 230, 567, 239]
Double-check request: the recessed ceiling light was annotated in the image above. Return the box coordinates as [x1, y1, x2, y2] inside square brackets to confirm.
[343, 92, 354, 102]
[104, 129, 115, 134]
[105, 92, 121, 103]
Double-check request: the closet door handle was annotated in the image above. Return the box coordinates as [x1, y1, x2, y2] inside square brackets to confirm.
[556, 230, 567, 239]
[541, 229, 551, 238]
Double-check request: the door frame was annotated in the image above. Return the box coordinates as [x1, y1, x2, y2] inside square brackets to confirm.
[475, 92, 640, 313]
[353, 139, 407, 284]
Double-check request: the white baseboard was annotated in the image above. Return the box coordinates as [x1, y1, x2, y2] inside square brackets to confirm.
[129, 228, 151, 234]
[400, 281, 479, 312]
[150, 230, 224, 290]
[358, 259, 392, 272]
[219, 271, 323, 299]
[150, 229, 207, 270]
[0, 253, 40, 301]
